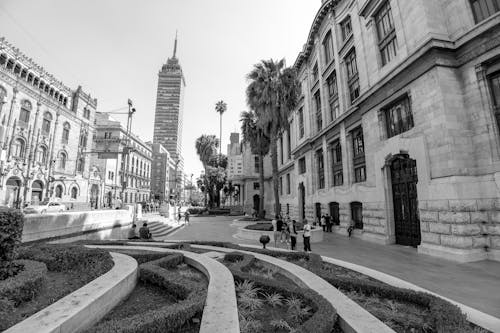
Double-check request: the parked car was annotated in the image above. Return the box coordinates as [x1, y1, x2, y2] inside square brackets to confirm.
[24, 201, 67, 214]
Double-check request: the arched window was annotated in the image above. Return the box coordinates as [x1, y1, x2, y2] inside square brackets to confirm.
[76, 157, 85, 173]
[55, 185, 63, 198]
[71, 187, 78, 199]
[33, 77, 39, 87]
[44, 85, 49, 94]
[0, 86, 7, 103]
[58, 95, 63, 103]
[42, 112, 52, 134]
[6, 59, 14, 71]
[12, 138, 25, 158]
[39, 81, 45, 91]
[54, 91, 59, 100]
[19, 100, 32, 125]
[20, 69, 27, 79]
[63, 97, 67, 106]
[59, 151, 67, 169]
[61, 122, 70, 144]
[36, 145, 47, 164]
[79, 132, 88, 148]
[350, 201, 363, 230]
[49, 88, 54, 97]
[0, 53, 6, 66]
[13, 63, 21, 75]
[27, 73, 33, 83]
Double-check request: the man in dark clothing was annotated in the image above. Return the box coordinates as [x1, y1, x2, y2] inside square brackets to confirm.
[139, 222, 152, 239]
[325, 214, 332, 232]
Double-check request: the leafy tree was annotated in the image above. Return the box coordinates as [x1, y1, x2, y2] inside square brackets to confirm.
[205, 165, 227, 208]
[240, 110, 270, 217]
[195, 134, 219, 207]
[246, 59, 300, 217]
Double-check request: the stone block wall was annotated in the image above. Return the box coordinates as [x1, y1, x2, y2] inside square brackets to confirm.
[362, 202, 387, 237]
[419, 199, 499, 260]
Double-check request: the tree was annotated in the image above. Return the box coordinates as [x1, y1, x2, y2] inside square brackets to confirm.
[195, 134, 219, 208]
[240, 110, 270, 218]
[215, 100, 227, 156]
[246, 59, 300, 217]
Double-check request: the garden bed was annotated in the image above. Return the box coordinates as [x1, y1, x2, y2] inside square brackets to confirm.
[0, 245, 113, 331]
[85, 252, 207, 333]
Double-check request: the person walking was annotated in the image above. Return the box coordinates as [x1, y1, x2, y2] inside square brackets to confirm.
[272, 216, 279, 247]
[303, 219, 312, 252]
[289, 220, 298, 250]
[184, 210, 190, 225]
[321, 214, 326, 232]
[325, 213, 332, 232]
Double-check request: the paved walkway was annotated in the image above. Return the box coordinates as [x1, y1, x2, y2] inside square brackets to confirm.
[165, 215, 500, 318]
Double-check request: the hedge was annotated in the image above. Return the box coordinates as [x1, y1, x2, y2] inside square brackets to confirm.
[187, 207, 207, 215]
[111, 250, 172, 265]
[0, 208, 25, 279]
[0, 297, 15, 331]
[244, 223, 273, 231]
[0, 259, 47, 306]
[229, 253, 337, 333]
[18, 244, 113, 277]
[86, 253, 206, 333]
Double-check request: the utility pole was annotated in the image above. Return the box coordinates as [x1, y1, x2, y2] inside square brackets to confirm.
[173, 159, 180, 221]
[121, 99, 136, 203]
[189, 173, 193, 204]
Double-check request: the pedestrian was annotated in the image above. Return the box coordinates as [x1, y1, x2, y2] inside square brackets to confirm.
[303, 219, 312, 252]
[289, 220, 297, 250]
[321, 214, 326, 232]
[272, 216, 279, 247]
[178, 209, 182, 223]
[139, 222, 152, 240]
[184, 210, 190, 225]
[127, 224, 140, 240]
[325, 213, 332, 232]
[277, 216, 284, 243]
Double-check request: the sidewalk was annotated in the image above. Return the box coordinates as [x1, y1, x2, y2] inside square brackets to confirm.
[308, 233, 500, 318]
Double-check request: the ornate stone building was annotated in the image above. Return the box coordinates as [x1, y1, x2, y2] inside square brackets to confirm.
[0, 38, 96, 208]
[275, 0, 500, 262]
[149, 142, 174, 202]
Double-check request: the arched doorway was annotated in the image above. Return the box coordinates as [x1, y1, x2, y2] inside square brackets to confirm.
[5, 177, 21, 208]
[315, 202, 322, 222]
[90, 184, 99, 209]
[107, 191, 112, 208]
[55, 185, 63, 198]
[253, 194, 260, 214]
[390, 154, 420, 247]
[31, 180, 43, 204]
[298, 182, 305, 222]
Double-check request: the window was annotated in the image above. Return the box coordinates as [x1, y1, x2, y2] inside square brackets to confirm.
[36, 146, 47, 164]
[59, 151, 67, 169]
[0, 54, 6, 66]
[280, 176, 283, 195]
[12, 138, 25, 158]
[286, 128, 291, 160]
[76, 157, 85, 173]
[254, 156, 259, 173]
[488, 70, 500, 129]
[375, 1, 397, 65]
[42, 112, 52, 134]
[329, 202, 340, 225]
[55, 185, 63, 198]
[253, 182, 260, 190]
[340, 16, 353, 41]
[345, 49, 360, 104]
[6, 59, 14, 71]
[280, 136, 284, 165]
[326, 72, 339, 122]
[299, 157, 306, 174]
[331, 140, 343, 186]
[298, 108, 305, 139]
[385, 96, 413, 138]
[470, 0, 500, 23]
[19, 100, 32, 125]
[352, 127, 366, 183]
[62, 122, 70, 144]
[286, 173, 291, 194]
[316, 149, 325, 189]
[322, 31, 334, 65]
[314, 91, 322, 131]
[71, 187, 78, 199]
[79, 132, 88, 148]
[312, 63, 319, 82]
[351, 202, 363, 229]
[104, 131, 112, 139]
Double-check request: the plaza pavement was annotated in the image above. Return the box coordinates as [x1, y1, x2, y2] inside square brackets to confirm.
[164, 215, 500, 318]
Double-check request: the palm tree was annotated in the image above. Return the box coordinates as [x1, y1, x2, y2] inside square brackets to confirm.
[195, 134, 219, 207]
[240, 110, 270, 218]
[215, 100, 227, 156]
[246, 59, 300, 217]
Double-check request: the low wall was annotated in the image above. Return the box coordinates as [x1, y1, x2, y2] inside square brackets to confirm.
[22, 208, 134, 243]
[235, 226, 324, 244]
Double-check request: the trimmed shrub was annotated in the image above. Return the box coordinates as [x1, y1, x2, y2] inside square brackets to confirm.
[0, 208, 25, 279]
[111, 250, 172, 264]
[0, 297, 15, 331]
[244, 223, 273, 231]
[187, 207, 207, 215]
[0, 259, 47, 306]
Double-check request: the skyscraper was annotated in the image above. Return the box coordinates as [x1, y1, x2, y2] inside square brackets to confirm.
[153, 33, 185, 171]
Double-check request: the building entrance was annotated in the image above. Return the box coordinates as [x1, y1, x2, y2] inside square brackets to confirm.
[391, 154, 421, 247]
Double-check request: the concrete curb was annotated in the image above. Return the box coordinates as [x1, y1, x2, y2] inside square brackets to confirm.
[5, 252, 138, 333]
[87, 245, 240, 333]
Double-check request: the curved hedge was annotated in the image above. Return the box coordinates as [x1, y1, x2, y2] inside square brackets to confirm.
[244, 223, 273, 231]
[0, 259, 47, 306]
[86, 253, 206, 333]
[226, 252, 337, 333]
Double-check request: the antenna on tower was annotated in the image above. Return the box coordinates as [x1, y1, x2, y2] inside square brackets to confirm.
[173, 30, 178, 58]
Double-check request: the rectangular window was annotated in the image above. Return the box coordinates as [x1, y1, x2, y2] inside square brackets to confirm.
[286, 127, 291, 160]
[329, 202, 340, 225]
[286, 173, 291, 194]
[298, 108, 305, 139]
[385, 96, 414, 138]
[314, 91, 322, 131]
[375, 1, 397, 65]
[316, 149, 325, 189]
[352, 126, 366, 183]
[279, 136, 284, 165]
[280, 176, 283, 195]
[326, 72, 339, 122]
[312, 63, 319, 82]
[351, 202, 363, 229]
[322, 31, 334, 65]
[345, 49, 360, 104]
[254, 156, 259, 173]
[488, 70, 500, 129]
[330, 140, 343, 186]
[253, 182, 260, 190]
[19, 108, 30, 124]
[299, 157, 306, 174]
[340, 17, 353, 42]
[470, 0, 500, 23]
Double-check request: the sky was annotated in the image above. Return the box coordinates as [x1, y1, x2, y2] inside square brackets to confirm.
[0, 0, 319, 177]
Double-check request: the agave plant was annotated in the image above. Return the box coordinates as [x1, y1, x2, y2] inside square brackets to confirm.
[261, 292, 284, 307]
[270, 319, 295, 332]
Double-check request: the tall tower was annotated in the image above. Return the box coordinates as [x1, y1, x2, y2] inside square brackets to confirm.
[153, 33, 185, 171]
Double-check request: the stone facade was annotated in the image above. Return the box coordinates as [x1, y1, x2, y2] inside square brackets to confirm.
[0, 38, 96, 208]
[149, 142, 173, 202]
[271, 0, 500, 261]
